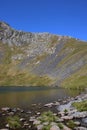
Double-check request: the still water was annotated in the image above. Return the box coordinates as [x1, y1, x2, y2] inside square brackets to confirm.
[0, 87, 82, 109]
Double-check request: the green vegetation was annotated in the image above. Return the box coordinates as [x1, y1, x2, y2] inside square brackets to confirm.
[35, 111, 63, 130]
[72, 100, 87, 111]
[67, 120, 76, 129]
[61, 64, 87, 90]
[0, 42, 53, 86]
[38, 111, 58, 123]
[0, 37, 87, 88]
[6, 116, 21, 129]
[64, 109, 68, 115]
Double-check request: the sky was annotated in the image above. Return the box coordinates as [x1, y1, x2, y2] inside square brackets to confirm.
[0, 0, 87, 41]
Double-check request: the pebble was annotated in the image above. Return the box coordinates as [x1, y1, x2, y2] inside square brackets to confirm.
[5, 124, 9, 128]
[20, 118, 26, 122]
[37, 112, 40, 115]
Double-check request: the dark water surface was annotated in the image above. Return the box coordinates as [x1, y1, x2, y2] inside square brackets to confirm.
[0, 87, 82, 109]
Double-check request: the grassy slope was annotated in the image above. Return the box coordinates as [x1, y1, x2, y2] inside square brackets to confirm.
[60, 39, 87, 89]
[0, 42, 52, 86]
[0, 38, 87, 88]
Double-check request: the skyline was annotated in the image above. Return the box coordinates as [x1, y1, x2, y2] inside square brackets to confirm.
[0, 0, 87, 41]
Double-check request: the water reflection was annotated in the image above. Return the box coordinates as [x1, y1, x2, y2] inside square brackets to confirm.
[0, 87, 83, 109]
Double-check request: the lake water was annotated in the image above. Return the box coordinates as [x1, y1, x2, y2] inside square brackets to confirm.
[0, 87, 83, 109]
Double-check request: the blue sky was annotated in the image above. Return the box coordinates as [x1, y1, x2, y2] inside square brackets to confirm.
[0, 0, 87, 41]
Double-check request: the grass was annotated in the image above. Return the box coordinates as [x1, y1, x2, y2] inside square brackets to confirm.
[66, 120, 76, 129]
[0, 38, 87, 88]
[6, 115, 21, 129]
[36, 111, 64, 130]
[61, 64, 87, 90]
[38, 111, 58, 123]
[72, 100, 87, 111]
[0, 42, 53, 86]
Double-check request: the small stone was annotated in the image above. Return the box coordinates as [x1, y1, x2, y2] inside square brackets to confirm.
[12, 108, 17, 112]
[20, 118, 26, 122]
[56, 118, 64, 122]
[50, 122, 57, 126]
[74, 121, 80, 126]
[32, 104, 36, 106]
[5, 124, 9, 128]
[21, 110, 24, 113]
[26, 111, 31, 114]
[44, 103, 53, 108]
[17, 108, 21, 111]
[54, 102, 60, 106]
[24, 122, 29, 126]
[50, 125, 60, 130]
[8, 112, 14, 116]
[43, 122, 49, 126]
[29, 116, 36, 122]
[53, 113, 57, 116]
[33, 120, 41, 125]
[61, 116, 73, 120]
[62, 124, 71, 130]
[0, 128, 9, 130]
[37, 124, 43, 130]
[37, 112, 40, 115]
[1, 107, 10, 112]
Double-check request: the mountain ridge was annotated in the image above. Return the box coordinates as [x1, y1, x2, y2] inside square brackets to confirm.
[0, 21, 87, 89]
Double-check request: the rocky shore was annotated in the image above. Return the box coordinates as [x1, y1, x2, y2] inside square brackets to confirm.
[0, 94, 87, 130]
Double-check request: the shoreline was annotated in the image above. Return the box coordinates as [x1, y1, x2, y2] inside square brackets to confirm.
[0, 93, 87, 130]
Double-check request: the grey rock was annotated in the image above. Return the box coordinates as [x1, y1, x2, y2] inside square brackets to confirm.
[62, 124, 72, 130]
[5, 124, 9, 128]
[61, 115, 73, 120]
[29, 116, 36, 122]
[37, 124, 43, 130]
[1, 107, 10, 111]
[0, 129, 9, 130]
[20, 118, 26, 122]
[82, 118, 87, 127]
[33, 120, 41, 125]
[50, 125, 60, 130]
[43, 122, 49, 126]
[75, 127, 87, 130]
[74, 121, 81, 126]
[44, 103, 54, 107]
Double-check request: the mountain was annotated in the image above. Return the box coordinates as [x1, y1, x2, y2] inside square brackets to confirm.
[0, 21, 87, 89]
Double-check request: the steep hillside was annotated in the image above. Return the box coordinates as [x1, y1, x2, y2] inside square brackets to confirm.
[0, 21, 87, 89]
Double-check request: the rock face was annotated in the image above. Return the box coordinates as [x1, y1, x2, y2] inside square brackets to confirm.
[0, 21, 87, 87]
